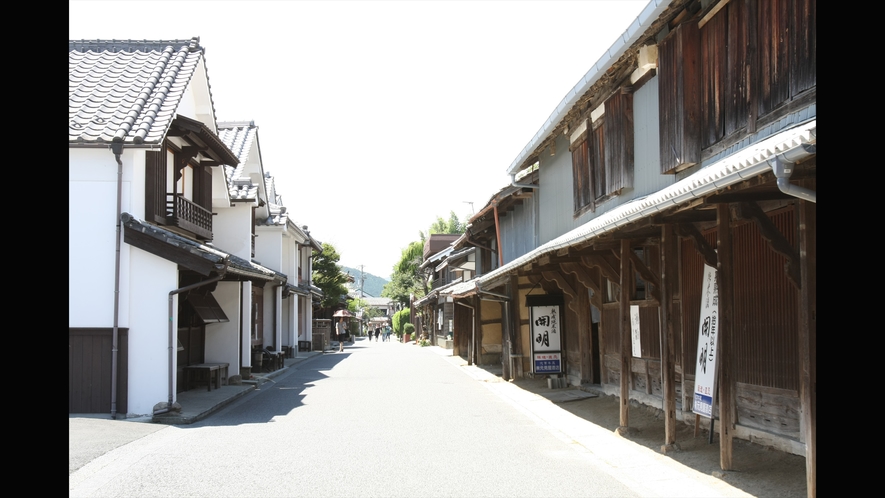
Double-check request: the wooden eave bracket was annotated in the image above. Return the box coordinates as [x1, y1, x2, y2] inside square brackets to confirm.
[562, 262, 604, 308]
[735, 201, 801, 289]
[675, 223, 717, 267]
[582, 254, 620, 288]
[173, 145, 203, 180]
[541, 271, 579, 313]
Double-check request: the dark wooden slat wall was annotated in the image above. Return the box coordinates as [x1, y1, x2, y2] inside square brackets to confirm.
[145, 150, 166, 224]
[758, 0, 792, 116]
[69, 328, 128, 414]
[733, 207, 799, 391]
[701, 9, 728, 148]
[791, 0, 816, 95]
[724, 0, 748, 138]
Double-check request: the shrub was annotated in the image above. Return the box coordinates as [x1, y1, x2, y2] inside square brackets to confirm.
[403, 323, 415, 336]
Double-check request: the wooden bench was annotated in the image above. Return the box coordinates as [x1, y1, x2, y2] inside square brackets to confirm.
[184, 362, 229, 391]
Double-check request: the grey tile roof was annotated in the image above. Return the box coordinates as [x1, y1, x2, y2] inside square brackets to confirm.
[217, 122, 260, 201]
[69, 37, 212, 145]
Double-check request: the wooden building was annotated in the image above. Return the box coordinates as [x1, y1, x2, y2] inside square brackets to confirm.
[438, 0, 816, 495]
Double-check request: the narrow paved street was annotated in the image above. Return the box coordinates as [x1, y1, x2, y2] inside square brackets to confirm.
[70, 340, 748, 497]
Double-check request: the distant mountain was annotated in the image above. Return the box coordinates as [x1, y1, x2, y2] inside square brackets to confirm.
[342, 266, 389, 298]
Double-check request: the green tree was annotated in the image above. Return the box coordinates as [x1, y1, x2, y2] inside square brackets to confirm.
[312, 242, 349, 313]
[420, 210, 465, 240]
[382, 240, 427, 307]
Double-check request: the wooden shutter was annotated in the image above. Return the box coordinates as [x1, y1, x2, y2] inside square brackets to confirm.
[604, 90, 633, 195]
[145, 150, 167, 224]
[657, 21, 701, 174]
[193, 165, 213, 211]
[571, 138, 592, 213]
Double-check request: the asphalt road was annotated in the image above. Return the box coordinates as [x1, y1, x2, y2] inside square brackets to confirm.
[70, 340, 640, 497]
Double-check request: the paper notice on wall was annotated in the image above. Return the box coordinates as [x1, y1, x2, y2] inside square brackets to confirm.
[630, 305, 641, 358]
[692, 264, 720, 418]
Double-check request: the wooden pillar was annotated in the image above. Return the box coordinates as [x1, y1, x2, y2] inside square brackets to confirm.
[619, 239, 632, 428]
[798, 197, 816, 498]
[511, 275, 524, 379]
[716, 204, 735, 470]
[660, 224, 678, 448]
[578, 283, 592, 384]
[474, 295, 483, 365]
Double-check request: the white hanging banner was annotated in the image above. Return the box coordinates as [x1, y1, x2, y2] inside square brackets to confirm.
[692, 264, 720, 418]
[630, 305, 642, 358]
[530, 304, 563, 374]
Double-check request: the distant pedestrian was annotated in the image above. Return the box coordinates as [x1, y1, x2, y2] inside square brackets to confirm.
[374, 326, 381, 342]
[337, 317, 347, 352]
[383, 325, 391, 342]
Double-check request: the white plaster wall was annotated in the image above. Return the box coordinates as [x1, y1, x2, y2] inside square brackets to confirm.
[69, 148, 145, 327]
[255, 227, 283, 272]
[127, 247, 178, 416]
[205, 281, 241, 370]
[241, 281, 253, 368]
[212, 203, 254, 260]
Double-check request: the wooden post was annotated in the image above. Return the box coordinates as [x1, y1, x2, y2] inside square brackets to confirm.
[716, 204, 735, 470]
[660, 224, 677, 448]
[619, 239, 632, 429]
[474, 295, 483, 365]
[511, 275, 524, 379]
[798, 196, 816, 498]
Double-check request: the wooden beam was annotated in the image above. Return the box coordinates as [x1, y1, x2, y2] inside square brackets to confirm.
[698, 0, 732, 28]
[798, 195, 816, 498]
[653, 209, 718, 224]
[627, 250, 661, 302]
[675, 223, 717, 267]
[619, 239, 631, 429]
[660, 224, 678, 448]
[716, 204, 735, 470]
[735, 201, 801, 289]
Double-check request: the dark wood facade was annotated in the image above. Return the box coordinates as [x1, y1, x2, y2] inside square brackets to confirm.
[69, 328, 128, 414]
[464, 0, 815, 495]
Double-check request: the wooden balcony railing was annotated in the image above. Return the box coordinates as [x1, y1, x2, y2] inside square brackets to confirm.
[166, 194, 213, 240]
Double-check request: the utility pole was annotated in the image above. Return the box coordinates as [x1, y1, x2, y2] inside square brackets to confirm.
[359, 265, 365, 298]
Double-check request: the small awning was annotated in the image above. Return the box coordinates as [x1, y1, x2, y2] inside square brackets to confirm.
[185, 293, 229, 324]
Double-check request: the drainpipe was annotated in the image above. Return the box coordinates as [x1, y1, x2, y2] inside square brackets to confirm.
[110, 142, 124, 420]
[769, 142, 817, 203]
[510, 172, 539, 189]
[154, 270, 226, 415]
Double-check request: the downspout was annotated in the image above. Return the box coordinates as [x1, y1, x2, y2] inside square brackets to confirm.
[769, 141, 817, 203]
[110, 142, 124, 420]
[154, 269, 226, 415]
[510, 172, 539, 189]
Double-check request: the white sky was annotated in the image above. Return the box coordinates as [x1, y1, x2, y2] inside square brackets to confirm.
[70, 0, 649, 280]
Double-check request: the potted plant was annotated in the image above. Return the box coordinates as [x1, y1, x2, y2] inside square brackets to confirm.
[403, 323, 415, 343]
